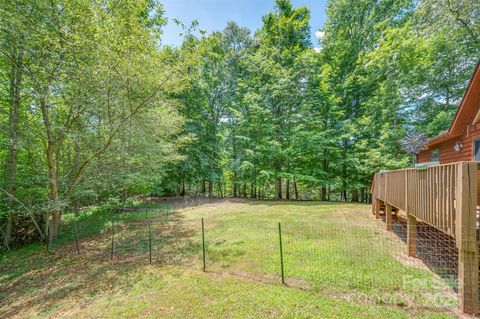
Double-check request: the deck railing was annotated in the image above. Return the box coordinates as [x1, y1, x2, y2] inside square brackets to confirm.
[373, 163, 463, 237]
[372, 162, 478, 314]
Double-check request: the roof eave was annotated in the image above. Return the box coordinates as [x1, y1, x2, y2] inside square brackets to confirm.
[449, 62, 480, 135]
[425, 132, 452, 148]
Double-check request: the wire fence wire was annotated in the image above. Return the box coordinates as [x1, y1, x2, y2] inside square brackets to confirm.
[3, 198, 477, 311]
[47, 204, 200, 266]
[199, 212, 464, 310]
[202, 215, 280, 281]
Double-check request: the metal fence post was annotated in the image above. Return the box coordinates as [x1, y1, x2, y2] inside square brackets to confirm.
[202, 218, 206, 272]
[73, 220, 80, 254]
[110, 219, 115, 261]
[46, 216, 50, 252]
[148, 220, 152, 264]
[278, 222, 285, 285]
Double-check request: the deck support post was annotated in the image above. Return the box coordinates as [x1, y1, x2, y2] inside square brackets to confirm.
[375, 199, 381, 219]
[406, 213, 416, 257]
[455, 163, 478, 314]
[385, 203, 392, 231]
[458, 250, 478, 314]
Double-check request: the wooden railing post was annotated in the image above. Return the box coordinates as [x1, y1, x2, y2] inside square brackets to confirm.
[384, 173, 387, 203]
[385, 203, 392, 231]
[371, 174, 377, 217]
[375, 199, 380, 219]
[405, 170, 408, 214]
[406, 213, 416, 257]
[455, 162, 478, 314]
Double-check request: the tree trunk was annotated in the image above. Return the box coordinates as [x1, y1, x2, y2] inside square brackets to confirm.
[233, 171, 238, 197]
[275, 176, 282, 200]
[4, 45, 23, 245]
[180, 179, 186, 196]
[48, 211, 62, 243]
[341, 153, 347, 202]
[40, 96, 61, 243]
[293, 178, 298, 200]
[351, 189, 359, 202]
[208, 180, 213, 197]
[201, 180, 206, 195]
[286, 179, 290, 200]
[218, 182, 223, 198]
[5, 216, 13, 247]
[251, 171, 257, 199]
[321, 157, 328, 201]
[243, 184, 247, 198]
[321, 185, 327, 201]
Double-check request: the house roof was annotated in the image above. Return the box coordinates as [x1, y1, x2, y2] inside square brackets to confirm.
[426, 62, 480, 148]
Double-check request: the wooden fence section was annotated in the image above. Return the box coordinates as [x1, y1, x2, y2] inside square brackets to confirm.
[372, 162, 478, 314]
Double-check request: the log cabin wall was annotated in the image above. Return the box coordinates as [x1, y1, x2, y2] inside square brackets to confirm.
[417, 124, 480, 164]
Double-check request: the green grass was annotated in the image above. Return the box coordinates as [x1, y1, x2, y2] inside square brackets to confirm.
[0, 200, 458, 318]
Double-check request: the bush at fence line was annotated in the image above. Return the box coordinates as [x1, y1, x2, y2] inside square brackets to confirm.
[43, 196, 211, 254]
[94, 197, 142, 215]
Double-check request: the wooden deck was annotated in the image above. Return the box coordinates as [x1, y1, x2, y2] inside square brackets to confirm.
[372, 162, 479, 314]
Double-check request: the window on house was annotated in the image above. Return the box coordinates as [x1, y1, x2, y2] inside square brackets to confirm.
[431, 149, 440, 162]
[474, 139, 480, 161]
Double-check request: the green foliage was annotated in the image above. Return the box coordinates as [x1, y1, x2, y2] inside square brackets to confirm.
[118, 0, 479, 201]
[0, 0, 189, 244]
[1, 0, 479, 246]
[164, 0, 478, 201]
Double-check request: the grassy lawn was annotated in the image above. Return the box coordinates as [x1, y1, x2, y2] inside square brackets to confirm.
[0, 200, 458, 318]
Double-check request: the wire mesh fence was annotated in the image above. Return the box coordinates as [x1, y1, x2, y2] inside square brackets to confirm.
[198, 211, 463, 309]
[2, 198, 477, 312]
[202, 215, 280, 281]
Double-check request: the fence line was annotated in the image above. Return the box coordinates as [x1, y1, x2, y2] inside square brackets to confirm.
[1, 197, 472, 314]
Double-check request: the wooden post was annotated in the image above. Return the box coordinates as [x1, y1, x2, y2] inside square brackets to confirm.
[405, 170, 408, 214]
[455, 163, 478, 314]
[406, 213, 416, 257]
[375, 199, 381, 219]
[385, 203, 392, 231]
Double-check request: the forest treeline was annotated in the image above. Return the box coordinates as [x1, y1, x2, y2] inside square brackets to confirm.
[0, 0, 479, 245]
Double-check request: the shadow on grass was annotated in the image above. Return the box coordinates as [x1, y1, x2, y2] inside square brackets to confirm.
[0, 208, 200, 318]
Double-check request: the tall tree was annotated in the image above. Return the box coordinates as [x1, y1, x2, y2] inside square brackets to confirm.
[253, 0, 311, 199]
